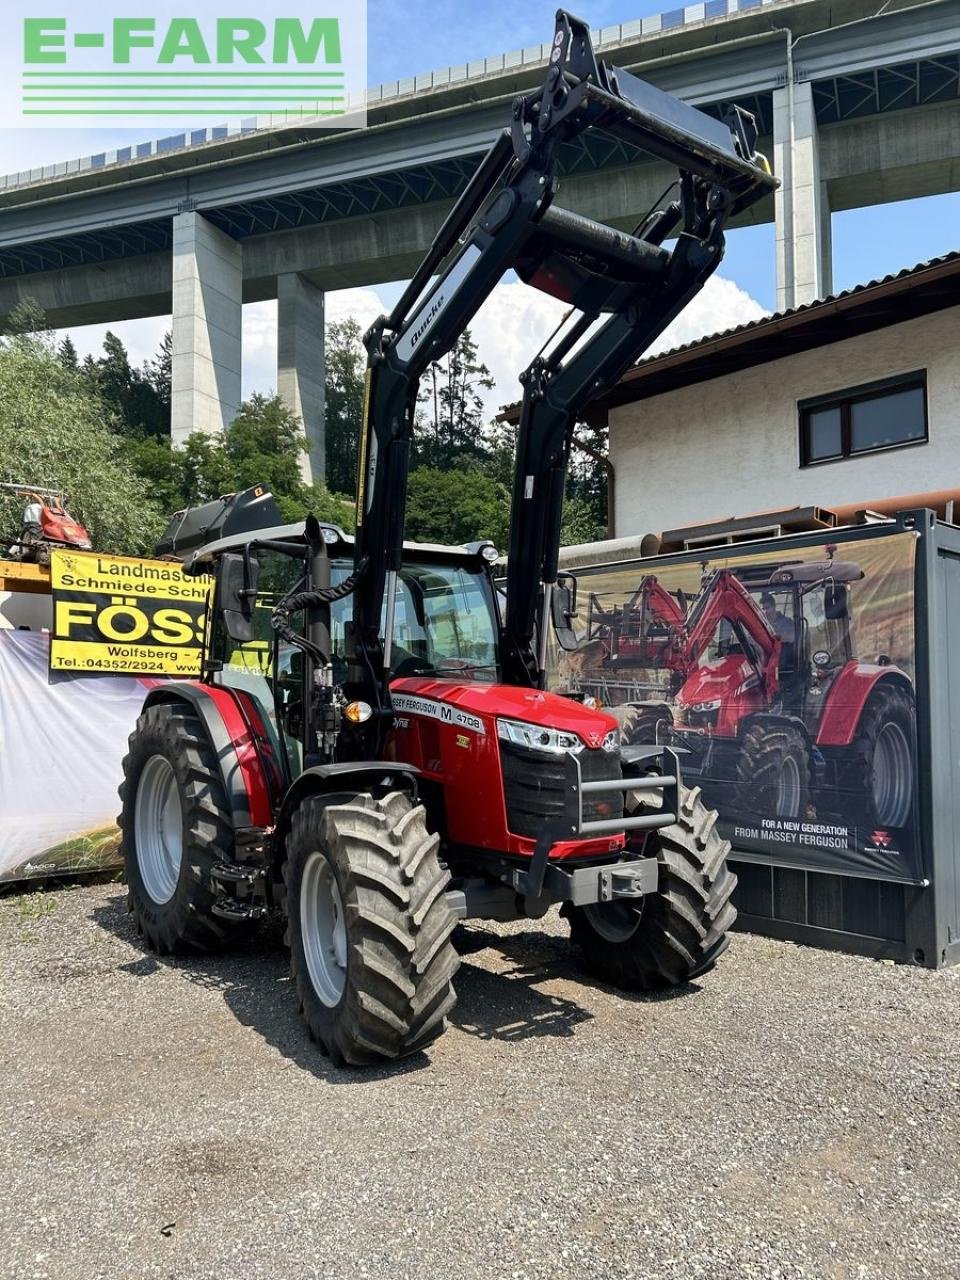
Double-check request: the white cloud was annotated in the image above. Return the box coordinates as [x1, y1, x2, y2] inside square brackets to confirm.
[53, 272, 766, 420]
[651, 274, 768, 355]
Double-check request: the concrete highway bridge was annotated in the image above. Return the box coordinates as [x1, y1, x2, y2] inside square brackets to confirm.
[0, 0, 956, 481]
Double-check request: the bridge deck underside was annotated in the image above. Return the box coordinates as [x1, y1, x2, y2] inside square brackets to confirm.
[0, 53, 956, 287]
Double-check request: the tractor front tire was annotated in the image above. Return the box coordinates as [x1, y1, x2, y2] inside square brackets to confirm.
[846, 683, 916, 831]
[614, 703, 673, 747]
[119, 703, 246, 954]
[735, 721, 811, 821]
[568, 783, 737, 989]
[285, 790, 460, 1066]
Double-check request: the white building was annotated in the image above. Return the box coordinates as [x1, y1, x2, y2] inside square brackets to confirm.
[588, 254, 960, 539]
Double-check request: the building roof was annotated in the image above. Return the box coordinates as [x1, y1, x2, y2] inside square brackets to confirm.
[589, 251, 960, 417]
[499, 251, 960, 424]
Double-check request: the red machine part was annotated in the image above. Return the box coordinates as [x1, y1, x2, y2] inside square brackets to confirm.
[165, 676, 626, 860]
[186, 682, 278, 827]
[814, 664, 910, 747]
[387, 676, 625, 860]
[670, 569, 782, 738]
[40, 505, 91, 548]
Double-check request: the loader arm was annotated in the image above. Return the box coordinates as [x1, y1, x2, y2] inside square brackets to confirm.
[346, 9, 777, 749]
[681, 569, 782, 702]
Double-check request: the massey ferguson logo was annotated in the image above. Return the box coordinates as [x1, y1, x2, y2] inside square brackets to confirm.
[871, 829, 892, 848]
[585, 731, 604, 748]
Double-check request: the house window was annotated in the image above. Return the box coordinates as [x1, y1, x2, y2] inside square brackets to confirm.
[799, 371, 927, 467]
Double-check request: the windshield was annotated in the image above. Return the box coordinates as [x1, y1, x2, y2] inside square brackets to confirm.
[388, 562, 499, 681]
[211, 551, 500, 686]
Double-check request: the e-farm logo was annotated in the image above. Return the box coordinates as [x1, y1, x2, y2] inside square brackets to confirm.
[3, 3, 366, 128]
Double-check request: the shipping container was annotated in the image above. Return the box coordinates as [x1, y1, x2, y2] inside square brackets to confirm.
[554, 507, 960, 967]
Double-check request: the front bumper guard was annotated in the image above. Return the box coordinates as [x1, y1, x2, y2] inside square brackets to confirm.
[511, 745, 682, 904]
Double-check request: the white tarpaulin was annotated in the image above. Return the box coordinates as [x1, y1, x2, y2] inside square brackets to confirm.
[0, 630, 145, 881]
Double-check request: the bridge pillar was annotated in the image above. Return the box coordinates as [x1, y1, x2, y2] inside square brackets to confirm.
[277, 272, 325, 486]
[773, 80, 833, 311]
[171, 211, 242, 446]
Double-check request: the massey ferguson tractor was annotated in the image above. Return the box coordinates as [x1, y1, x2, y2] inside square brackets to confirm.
[119, 12, 776, 1065]
[585, 555, 916, 833]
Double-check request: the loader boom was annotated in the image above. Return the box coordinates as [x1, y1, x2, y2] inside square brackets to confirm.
[346, 9, 777, 747]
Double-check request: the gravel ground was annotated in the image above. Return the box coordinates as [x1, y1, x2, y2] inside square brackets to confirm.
[1, 880, 959, 1280]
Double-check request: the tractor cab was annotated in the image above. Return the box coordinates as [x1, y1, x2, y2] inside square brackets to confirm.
[188, 518, 503, 783]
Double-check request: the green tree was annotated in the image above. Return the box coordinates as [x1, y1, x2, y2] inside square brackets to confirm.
[324, 317, 366, 497]
[148, 330, 172, 416]
[226, 392, 307, 502]
[5, 298, 48, 337]
[84, 329, 169, 439]
[57, 335, 79, 369]
[405, 466, 509, 551]
[415, 329, 494, 469]
[0, 332, 164, 555]
[560, 494, 606, 546]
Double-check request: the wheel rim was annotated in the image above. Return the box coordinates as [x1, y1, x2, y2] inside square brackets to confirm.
[134, 755, 183, 904]
[872, 721, 913, 828]
[583, 900, 642, 943]
[300, 851, 348, 1007]
[776, 753, 803, 819]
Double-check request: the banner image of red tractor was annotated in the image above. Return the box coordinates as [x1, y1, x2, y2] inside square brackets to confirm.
[555, 531, 920, 883]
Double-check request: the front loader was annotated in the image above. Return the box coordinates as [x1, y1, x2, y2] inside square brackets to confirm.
[119, 12, 777, 1065]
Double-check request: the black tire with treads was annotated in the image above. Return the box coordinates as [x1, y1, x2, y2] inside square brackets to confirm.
[568, 783, 737, 989]
[842, 682, 917, 831]
[285, 789, 460, 1066]
[119, 703, 248, 954]
[735, 721, 811, 820]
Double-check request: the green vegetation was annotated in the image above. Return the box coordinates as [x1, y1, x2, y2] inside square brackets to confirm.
[0, 300, 607, 556]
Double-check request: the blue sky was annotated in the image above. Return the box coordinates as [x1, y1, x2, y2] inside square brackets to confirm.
[0, 0, 955, 382]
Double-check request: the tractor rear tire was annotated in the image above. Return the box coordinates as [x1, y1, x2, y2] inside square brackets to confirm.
[846, 683, 916, 830]
[568, 783, 737, 989]
[735, 721, 811, 820]
[285, 790, 460, 1066]
[119, 703, 247, 954]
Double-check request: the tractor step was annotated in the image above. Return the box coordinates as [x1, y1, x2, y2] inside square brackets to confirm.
[211, 898, 268, 922]
[211, 860, 265, 888]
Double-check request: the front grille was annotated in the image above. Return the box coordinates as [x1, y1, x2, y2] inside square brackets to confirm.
[500, 743, 623, 839]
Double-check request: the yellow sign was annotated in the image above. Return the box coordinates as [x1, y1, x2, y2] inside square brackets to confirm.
[49, 550, 211, 677]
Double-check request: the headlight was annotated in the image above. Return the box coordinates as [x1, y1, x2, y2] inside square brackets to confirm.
[496, 717, 584, 754]
[690, 698, 722, 713]
[601, 729, 619, 753]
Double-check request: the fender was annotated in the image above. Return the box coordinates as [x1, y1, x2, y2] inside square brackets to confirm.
[815, 664, 913, 748]
[142, 682, 276, 830]
[269, 761, 422, 887]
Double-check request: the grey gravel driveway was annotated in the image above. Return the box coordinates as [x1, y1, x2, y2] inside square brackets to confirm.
[1, 881, 958, 1280]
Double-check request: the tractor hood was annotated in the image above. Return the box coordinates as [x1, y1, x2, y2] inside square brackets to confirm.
[676, 654, 755, 709]
[390, 676, 619, 747]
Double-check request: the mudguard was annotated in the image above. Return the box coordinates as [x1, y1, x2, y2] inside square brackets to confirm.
[816, 665, 913, 748]
[141, 682, 277, 830]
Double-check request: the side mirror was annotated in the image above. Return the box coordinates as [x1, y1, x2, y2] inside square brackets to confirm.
[551, 573, 579, 652]
[824, 582, 848, 621]
[218, 551, 260, 643]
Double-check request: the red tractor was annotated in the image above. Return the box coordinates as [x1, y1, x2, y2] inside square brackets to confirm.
[588, 555, 916, 832]
[119, 14, 776, 1065]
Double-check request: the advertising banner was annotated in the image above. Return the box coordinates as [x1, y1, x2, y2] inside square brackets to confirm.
[0, 630, 144, 882]
[553, 531, 922, 883]
[49, 549, 210, 678]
